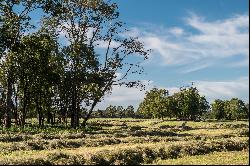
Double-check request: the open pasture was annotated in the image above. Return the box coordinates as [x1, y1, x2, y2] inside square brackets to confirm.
[0, 119, 249, 165]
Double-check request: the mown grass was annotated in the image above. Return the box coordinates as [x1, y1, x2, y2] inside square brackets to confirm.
[0, 118, 248, 165]
[154, 150, 249, 165]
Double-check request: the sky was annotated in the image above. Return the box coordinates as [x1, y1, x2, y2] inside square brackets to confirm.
[96, 0, 249, 109]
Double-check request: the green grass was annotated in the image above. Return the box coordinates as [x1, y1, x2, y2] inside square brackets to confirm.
[0, 118, 249, 165]
[155, 150, 249, 165]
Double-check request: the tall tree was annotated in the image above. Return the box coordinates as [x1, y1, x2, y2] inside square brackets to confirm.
[42, 0, 149, 128]
[211, 99, 226, 120]
[228, 98, 248, 120]
[0, 0, 42, 127]
[14, 33, 60, 126]
[137, 88, 169, 120]
[124, 105, 135, 118]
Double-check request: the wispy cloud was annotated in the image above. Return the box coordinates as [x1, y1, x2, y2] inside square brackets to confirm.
[129, 13, 249, 73]
[96, 76, 249, 110]
[194, 77, 249, 102]
[169, 27, 184, 36]
[96, 80, 154, 109]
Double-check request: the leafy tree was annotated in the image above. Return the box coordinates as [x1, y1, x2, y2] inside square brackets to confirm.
[211, 98, 248, 120]
[138, 86, 209, 121]
[116, 106, 124, 118]
[105, 105, 117, 118]
[211, 99, 226, 120]
[197, 96, 210, 120]
[228, 98, 248, 120]
[41, 0, 149, 128]
[0, 0, 42, 128]
[15, 34, 60, 126]
[124, 105, 135, 118]
[137, 88, 169, 120]
[223, 100, 232, 120]
[168, 87, 209, 121]
[245, 103, 249, 119]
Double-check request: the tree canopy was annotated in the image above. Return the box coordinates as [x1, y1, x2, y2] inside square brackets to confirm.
[0, 0, 149, 128]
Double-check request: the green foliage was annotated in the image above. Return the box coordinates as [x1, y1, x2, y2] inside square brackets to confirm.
[211, 98, 248, 120]
[0, 0, 149, 129]
[137, 86, 210, 121]
[137, 88, 169, 119]
[211, 99, 226, 120]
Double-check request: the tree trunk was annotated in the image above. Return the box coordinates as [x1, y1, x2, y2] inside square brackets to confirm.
[36, 95, 44, 127]
[47, 112, 53, 124]
[13, 85, 19, 126]
[82, 100, 98, 128]
[20, 80, 29, 127]
[4, 76, 13, 128]
[71, 85, 78, 128]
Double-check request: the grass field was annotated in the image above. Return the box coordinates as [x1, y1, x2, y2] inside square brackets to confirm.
[0, 118, 249, 165]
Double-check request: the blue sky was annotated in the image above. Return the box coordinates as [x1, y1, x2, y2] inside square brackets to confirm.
[97, 0, 249, 109]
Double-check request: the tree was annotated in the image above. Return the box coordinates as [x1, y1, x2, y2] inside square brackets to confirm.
[42, 0, 149, 128]
[245, 103, 249, 119]
[0, 0, 42, 128]
[105, 105, 117, 118]
[212, 98, 248, 120]
[137, 88, 169, 120]
[228, 98, 248, 120]
[211, 99, 225, 120]
[124, 105, 135, 118]
[116, 106, 124, 118]
[14, 33, 60, 126]
[138, 86, 209, 121]
[1, 0, 148, 129]
[197, 96, 210, 120]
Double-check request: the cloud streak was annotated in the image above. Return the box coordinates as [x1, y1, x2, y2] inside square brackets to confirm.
[195, 77, 249, 102]
[129, 13, 249, 73]
[97, 77, 249, 110]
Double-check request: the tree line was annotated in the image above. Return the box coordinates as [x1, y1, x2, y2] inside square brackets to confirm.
[136, 87, 249, 121]
[0, 0, 149, 128]
[91, 105, 136, 118]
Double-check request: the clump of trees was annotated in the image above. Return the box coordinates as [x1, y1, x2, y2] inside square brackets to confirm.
[137, 86, 210, 121]
[211, 98, 248, 120]
[0, 0, 149, 128]
[137, 86, 249, 121]
[92, 105, 136, 118]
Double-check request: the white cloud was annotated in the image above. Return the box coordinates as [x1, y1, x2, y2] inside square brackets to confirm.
[194, 77, 249, 102]
[57, 23, 121, 48]
[96, 76, 249, 110]
[96, 40, 121, 49]
[163, 77, 249, 103]
[96, 80, 154, 109]
[169, 27, 184, 36]
[131, 13, 249, 73]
